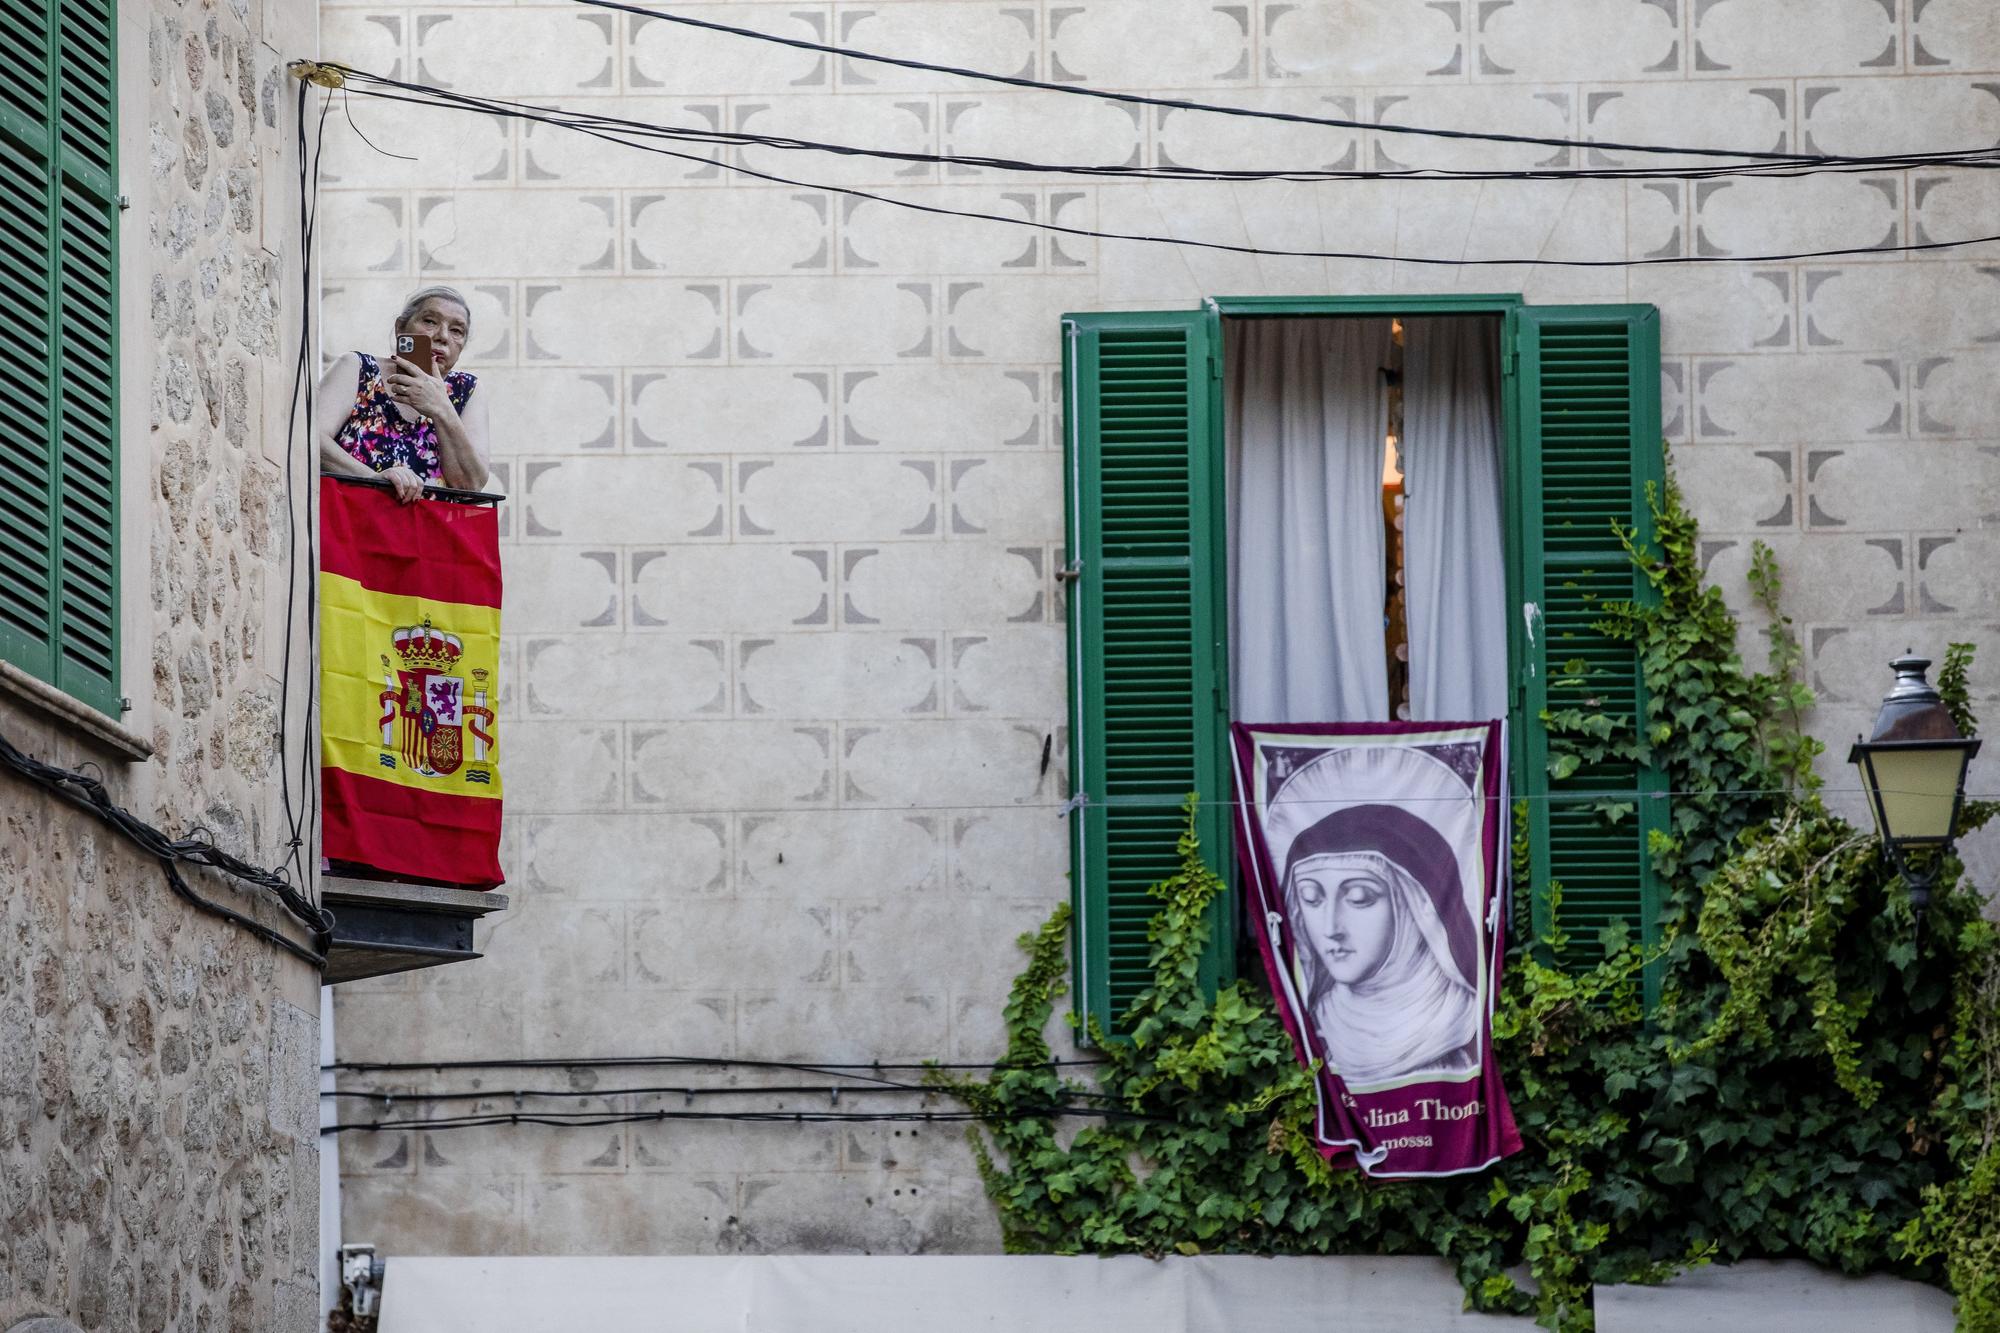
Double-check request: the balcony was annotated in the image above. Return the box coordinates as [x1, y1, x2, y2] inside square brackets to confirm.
[320, 875, 509, 984]
[319, 473, 509, 985]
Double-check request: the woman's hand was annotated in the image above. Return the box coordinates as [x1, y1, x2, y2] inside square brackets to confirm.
[379, 465, 426, 505]
[386, 356, 455, 422]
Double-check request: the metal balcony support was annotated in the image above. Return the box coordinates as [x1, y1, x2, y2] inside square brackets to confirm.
[320, 876, 509, 984]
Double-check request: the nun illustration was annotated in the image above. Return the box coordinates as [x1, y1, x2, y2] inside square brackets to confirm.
[1264, 743, 1484, 1088]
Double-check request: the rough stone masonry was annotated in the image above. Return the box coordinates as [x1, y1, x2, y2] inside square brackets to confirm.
[0, 0, 323, 1325]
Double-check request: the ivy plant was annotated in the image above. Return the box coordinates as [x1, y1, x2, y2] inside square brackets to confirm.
[938, 472, 2000, 1332]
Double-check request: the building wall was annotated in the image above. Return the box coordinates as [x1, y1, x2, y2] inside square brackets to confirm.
[0, 0, 324, 1325]
[318, 0, 2000, 1256]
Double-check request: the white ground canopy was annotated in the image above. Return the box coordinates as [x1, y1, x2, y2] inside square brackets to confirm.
[375, 1255, 1952, 1332]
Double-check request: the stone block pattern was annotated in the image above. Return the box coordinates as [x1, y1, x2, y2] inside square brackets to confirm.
[322, 0, 2000, 1255]
[0, 799, 322, 1328]
[0, 0, 325, 1325]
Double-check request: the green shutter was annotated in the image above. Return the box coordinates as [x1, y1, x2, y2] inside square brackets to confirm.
[56, 0, 116, 181]
[0, 2, 49, 134]
[0, 133, 54, 678]
[0, 0, 118, 716]
[1063, 310, 1233, 1036]
[1509, 305, 1669, 996]
[55, 0, 118, 714]
[57, 175, 118, 705]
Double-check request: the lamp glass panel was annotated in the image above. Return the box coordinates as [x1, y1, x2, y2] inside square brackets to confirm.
[1866, 747, 1963, 842]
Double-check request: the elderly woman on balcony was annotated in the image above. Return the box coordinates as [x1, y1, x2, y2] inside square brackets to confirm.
[316, 285, 492, 504]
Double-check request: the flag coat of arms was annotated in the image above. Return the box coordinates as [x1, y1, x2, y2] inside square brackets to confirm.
[320, 477, 504, 888]
[1230, 720, 1520, 1178]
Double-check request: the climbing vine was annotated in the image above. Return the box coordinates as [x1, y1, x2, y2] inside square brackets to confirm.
[938, 473, 2000, 1331]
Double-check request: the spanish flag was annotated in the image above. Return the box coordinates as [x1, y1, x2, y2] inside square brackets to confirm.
[320, 477, 504, 888]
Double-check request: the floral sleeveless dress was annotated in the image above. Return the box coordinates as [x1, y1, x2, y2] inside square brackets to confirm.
[334, 352, 477, 480]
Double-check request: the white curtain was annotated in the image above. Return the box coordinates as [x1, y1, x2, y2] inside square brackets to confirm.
[1402, 317, 1509, 723]
[1226, 318, 1391, 723]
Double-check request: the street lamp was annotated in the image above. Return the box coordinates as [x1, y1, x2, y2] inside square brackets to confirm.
[1848, 654, 1982, 919]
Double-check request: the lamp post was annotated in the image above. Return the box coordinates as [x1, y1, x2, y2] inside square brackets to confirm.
[1847, 655, 1982, 920]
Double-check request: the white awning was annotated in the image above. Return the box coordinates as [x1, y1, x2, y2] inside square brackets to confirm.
[377, 1254, 1518, 1332]
[376, 1255, 1956, 1333]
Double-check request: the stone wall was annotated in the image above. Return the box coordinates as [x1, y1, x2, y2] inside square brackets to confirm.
[318, 0, 2000, 1256]
[0, 0, 324, 1325]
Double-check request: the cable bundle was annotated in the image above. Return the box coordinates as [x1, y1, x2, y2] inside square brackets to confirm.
[326, 60, 2000, 186]
[315, 59, 2000, 268]
[567, 0, 1995, 170]
[321, 1053, 1132, 1134]
[0, 730, 332, 964]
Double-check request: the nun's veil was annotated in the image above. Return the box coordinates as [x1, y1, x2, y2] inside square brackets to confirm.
[1265, 744, 1481, 992]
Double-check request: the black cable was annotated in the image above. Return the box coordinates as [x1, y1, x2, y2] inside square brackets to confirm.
[277, 83, 333, 899]
[322, 1104, 1153, 1136]
[323, 1081, 1120, 1104]
[570, 0, 1974, 167]
[157, 855, 328, 968]
[326, 1054, 1105, 1074]
[324, 69, 2000, 268]
[324, 1084, 941, 1102]
[298, 95, 330, 894]
[0, 729, 332, 965]
[340, 87, 417, 162]
[327, 64, 2000, 187]
[276, 75, 307, 889]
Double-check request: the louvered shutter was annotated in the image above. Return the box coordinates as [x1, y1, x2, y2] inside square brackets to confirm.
[1510, 306, 1668, 997]
[57, 175, 119, 705]
[0, 10, 55, 682]
[0, 0, 120, 716]
[0, 134, 55, 680]
[1063, 311, 1234, 1036]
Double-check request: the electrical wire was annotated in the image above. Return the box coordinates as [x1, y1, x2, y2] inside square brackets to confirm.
[320, 65, 2000, 268]
[320, 61, 1992, 184]
[324, 1083, 1065, 1103]
[323, 1081, 1122, 1106]
[326, 1054, 1106, 1075]
[321, 1103, 1155, 1135]
[324, 1051, 1121, 1105]
[277, 82, 333, 901]
[0, 730, 332, 966]
[569, 0, 1987, 168]
[272, 787, 1986, 821]
[322, 63, 2000, 186]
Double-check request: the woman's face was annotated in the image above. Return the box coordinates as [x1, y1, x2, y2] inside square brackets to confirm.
[1289, 855, 1395, 987]
[398, 298, 471, 372]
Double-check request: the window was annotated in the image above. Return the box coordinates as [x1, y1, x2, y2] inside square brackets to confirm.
[1062, 299, 1668, 1034]
[0, 0, 121, 718]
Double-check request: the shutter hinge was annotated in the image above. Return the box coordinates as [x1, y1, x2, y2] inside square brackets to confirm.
[115, 194, 130, 212]
[1055, 560, 1083, 584]
[1059, 792, 1089, 818]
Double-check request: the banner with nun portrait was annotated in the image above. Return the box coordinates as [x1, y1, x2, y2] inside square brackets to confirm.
[1229, 721, 1521, 1178]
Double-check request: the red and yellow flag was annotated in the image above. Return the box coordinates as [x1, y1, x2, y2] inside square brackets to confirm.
[320, 477, 504, 888]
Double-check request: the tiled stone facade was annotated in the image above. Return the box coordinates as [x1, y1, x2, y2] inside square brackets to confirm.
[319, 0, 2000, 1255]
[0, 0, 323, 1325]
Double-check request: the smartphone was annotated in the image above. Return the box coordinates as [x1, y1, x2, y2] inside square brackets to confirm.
[391, 332, 438, 373]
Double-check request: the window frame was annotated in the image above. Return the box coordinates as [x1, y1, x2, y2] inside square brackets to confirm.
[1066, 294, 1667, 1036]
[1204, 292, 1530, 788]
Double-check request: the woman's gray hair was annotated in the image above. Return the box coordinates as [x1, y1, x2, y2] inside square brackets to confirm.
[395, 285, 473, 333]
